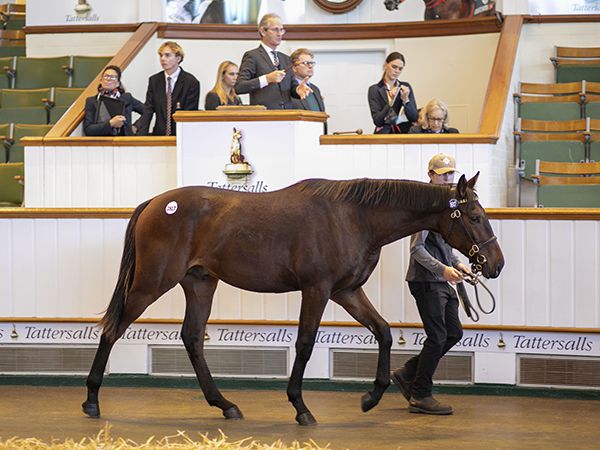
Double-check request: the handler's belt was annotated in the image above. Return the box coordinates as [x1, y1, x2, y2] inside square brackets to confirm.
[456, 273, 496, 322]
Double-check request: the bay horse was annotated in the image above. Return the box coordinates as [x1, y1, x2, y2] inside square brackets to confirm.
[384, 0, 496, 20]
[82, 174, 503, 425]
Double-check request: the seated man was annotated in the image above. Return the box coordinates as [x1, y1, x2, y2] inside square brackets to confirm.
[137, 41, 200, 136]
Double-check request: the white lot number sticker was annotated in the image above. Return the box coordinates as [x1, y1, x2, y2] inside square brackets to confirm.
[165, 201, 178, 215]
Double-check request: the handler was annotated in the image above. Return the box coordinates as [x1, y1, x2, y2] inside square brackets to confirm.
[391, 153, 471, 415]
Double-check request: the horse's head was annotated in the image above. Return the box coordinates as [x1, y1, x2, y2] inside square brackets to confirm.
[440, 172, 504, 279]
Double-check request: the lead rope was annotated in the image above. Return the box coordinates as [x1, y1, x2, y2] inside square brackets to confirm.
[457, 272, 496, 322]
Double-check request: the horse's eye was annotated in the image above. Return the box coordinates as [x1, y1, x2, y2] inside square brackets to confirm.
[470, 215, 481, 224]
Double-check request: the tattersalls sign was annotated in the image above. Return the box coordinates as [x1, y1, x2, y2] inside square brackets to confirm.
[26, 0, 138, 26]
[1, 322, 599, 358]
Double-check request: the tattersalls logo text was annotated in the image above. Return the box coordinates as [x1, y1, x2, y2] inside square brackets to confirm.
[66, 0, 99, 21]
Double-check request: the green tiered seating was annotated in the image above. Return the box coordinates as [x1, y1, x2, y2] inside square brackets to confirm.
[0, 121, 8, 162]
[0, 88, 50, 124]
[13, 56, 71, 89]
[515, 82, 582, 121]
[0, 55, 14, 88]
[551, 46, 600, 83]
[0, 29, 24, 57]
[70, 55, 112, 88]
[49, 87, 84, 124]
[0, 161, 23, 206]
[6, 123, 52, 163]
[533, 160, 600, 208]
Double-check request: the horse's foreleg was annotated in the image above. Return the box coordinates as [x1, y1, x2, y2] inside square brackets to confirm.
[180, 272, 242, 420]
[287, 286, 329, 426]
[83, 289, 159, 418]
[332, 287, 392, 412]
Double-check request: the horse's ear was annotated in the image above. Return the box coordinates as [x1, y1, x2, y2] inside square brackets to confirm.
[467, 171, 480, 190]
[457, 174, 468, 198]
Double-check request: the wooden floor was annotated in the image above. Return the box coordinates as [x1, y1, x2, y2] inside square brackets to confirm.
[1, 385, 599, 449]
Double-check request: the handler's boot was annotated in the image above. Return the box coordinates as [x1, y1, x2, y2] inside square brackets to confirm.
[408, 396, 453, 415]
[390, 368, 413, 402]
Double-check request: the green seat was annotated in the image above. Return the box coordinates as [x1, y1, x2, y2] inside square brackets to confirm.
[0, 122, 10, 162]
[590, 141, 600, 162]
[557, 65, 600, 83]
[0, 46, 24, 57]
[0, 88, 52, 107]
[0, 162, 23, 206]
[587, 102, 600, 120]
[14, 56, 71, 89]
[0, 107, 48, 124]
[538, 185, 600, 207]
[2, 17, 25, 31]
[8, 123, 52, 163]
[48, 87, 84, 123]
[519, 140, 585, 180]
[0, 56, 15, 89]
[70, 56, 112, 88]
[520, 102, 581, 121]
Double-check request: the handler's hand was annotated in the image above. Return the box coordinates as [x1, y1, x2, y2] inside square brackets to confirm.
[266, 70, 286, 84]
[296, 76, 313, 100]
[443, 266, 464, 284]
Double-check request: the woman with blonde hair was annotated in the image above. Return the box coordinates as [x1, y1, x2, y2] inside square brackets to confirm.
[205, 60, 243, 110]
[409, 99, 459, 134]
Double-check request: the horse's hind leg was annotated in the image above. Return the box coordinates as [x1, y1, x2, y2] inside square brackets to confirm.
[287, 285, 330, 426]
[180, 269, 242, 420]
[83, 288, 163, 418]
[332, 287, 392, 413]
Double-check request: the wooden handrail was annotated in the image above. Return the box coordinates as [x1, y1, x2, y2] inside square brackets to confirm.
[2, 207, 600, 221]
[479, 15, 523, 136]
[46, 22, 158, 138]
[519, 118, 587, 132]
[173, 110, 328, 123]
[519, 81, 583, 95]
[320, 133, 497, 145]
[21, 136, 176, 147]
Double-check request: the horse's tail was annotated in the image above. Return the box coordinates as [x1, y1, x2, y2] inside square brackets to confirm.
[98, 199, 152, 341]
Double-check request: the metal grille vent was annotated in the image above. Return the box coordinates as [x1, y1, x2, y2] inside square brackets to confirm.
[332, 350, 472, 382]
[0, 346, 96, 374]
[151, 346, 288, 377]
[519, 355, 600, 388]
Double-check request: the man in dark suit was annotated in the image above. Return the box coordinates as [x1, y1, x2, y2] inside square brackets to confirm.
[137, 41, 200, 136]
[290, 48, 327, 133]
[235, 13, 297, 110]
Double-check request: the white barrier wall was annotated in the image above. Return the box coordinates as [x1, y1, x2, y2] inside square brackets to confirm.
[24, 145, 177, 207]
[1, 214, 599, 328]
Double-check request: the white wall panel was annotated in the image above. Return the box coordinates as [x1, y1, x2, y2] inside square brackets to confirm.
[2, 216, 600, 329]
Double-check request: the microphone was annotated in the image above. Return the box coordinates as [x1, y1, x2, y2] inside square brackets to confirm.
[333, 129, 364, 135]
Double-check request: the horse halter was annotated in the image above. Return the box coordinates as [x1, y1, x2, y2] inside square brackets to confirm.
[447, 196, 497, 274]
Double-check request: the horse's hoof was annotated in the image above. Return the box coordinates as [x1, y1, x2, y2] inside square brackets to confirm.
[361, 392, 379, 412]
[223, 405, 244, 420]
[82, 400, 100, 418]
[296, 411, 317, 426]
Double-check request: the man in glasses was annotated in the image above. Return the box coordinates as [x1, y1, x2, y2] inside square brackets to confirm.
[236, 13, 310, 110]
[290, 48, 327, 133]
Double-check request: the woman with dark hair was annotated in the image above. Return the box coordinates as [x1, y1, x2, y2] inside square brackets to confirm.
[367, 52, 418, 134]
[84, 65, 144, 136]
[205, 60, 242, 110]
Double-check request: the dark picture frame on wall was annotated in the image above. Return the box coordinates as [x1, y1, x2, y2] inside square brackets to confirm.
[313, 0, 364, 14]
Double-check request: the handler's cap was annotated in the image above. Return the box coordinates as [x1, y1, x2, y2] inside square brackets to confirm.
[428, 153, 457, 175]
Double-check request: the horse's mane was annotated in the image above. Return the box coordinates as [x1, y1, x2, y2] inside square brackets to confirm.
[294, 178, 457, 211]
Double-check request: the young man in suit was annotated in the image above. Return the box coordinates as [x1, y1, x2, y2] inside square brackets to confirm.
[137, 41, 200, 136]
[235, 13, 310, 110]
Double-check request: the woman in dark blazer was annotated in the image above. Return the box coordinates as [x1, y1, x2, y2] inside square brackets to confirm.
[205, 60, 242, 110]
[367, 52, 418, 134]
[84, 65, 144, 136]
[409, 99, 459, 134]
